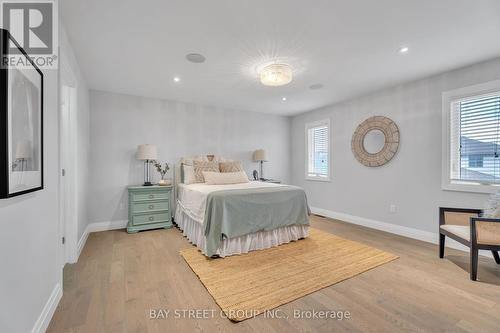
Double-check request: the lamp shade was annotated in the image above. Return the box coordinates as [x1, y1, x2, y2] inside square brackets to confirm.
[136, 144, 158, 160]
[15, 141, 32, 159]
[253, 149, 267, 162]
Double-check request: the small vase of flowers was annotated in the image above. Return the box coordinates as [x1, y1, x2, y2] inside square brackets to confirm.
[154, 161, 171, 186]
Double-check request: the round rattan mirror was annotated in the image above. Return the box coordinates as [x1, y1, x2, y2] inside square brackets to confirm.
[351, 116, 400, 167]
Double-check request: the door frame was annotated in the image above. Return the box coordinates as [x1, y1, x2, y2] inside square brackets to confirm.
[59, 52, 78, 265]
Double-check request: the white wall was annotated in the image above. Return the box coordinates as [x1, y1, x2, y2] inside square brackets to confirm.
[60, 25, 91, 243]
[88, 90, 291, 224]
[0, 67, 60, 332]
[291, 58, 500, 234]
[0, 23, 90, 333]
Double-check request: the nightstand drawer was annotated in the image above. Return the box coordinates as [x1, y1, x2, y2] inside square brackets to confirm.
[132, 212, 170, 226]
[131, 200, 169, 214]
[131, 191, 170, 202]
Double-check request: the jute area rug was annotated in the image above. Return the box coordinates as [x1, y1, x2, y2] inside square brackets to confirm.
[180, 228, 398, 321]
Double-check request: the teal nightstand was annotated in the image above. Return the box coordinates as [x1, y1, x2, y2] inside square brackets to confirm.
[127, 185, 173, 233]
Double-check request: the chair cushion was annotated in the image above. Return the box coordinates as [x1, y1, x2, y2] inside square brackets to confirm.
[440, 225, 470, 242]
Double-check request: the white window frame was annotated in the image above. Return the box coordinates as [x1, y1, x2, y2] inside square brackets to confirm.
[305, 118, 331, 181]
[442, 79, 500, 194]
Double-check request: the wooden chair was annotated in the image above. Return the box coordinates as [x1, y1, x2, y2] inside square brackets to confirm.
[439, 207, 500, 281]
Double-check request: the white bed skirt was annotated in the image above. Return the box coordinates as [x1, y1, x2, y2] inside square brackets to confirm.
[174, 203, 309, 257]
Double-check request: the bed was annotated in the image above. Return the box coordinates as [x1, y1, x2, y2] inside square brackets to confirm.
[174, 159, 310, 257]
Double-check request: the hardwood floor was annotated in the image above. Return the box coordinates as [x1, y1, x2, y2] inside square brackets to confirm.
[47, 216, 500, 333]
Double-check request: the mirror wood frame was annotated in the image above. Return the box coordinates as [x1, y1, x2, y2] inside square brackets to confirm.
[351, 116, 399, 167]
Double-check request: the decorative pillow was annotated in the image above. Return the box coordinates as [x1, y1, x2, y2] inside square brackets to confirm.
[193, 160, 219, 183]
[183, 165, 198, 184]
[484, 192, 500, 218]
[181, 155, 208, 166]
[219, 161, 244, 173]
[202, 171, 249, 185]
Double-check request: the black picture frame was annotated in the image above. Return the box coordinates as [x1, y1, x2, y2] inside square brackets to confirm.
[0, 28, 44, 198]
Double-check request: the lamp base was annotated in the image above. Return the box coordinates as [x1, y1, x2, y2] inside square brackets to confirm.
[143, 182, 153, 186]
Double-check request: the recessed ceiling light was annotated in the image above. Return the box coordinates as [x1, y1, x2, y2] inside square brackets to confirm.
[260, 63, 293, 86]
[399, 46, 409, 54]
[186, 53, 206, 63]
[282, 97, 287, 101]
[173, 76, 180, 82]
[309, 83, 324, 90]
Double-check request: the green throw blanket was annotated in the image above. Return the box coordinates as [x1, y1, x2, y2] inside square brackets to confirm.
[203, 185, 310, 256]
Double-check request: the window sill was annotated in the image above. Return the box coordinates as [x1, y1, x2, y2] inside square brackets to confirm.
[305, 176, 331, 182]
[442, 180, 500, 194]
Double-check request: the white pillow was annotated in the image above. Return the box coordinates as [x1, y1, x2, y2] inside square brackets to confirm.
[202, 171, 249, 185]
[183, 165, 198, 184]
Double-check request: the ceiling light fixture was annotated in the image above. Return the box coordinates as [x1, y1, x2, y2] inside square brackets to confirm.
[399, 46, 409, 54]
[260, 63, 293, 86]
[282, 97, 287, 101]
[173, 76, 180, 82]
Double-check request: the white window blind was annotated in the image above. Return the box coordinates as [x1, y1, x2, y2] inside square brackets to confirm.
[306, 120, 330, 180]
[450, 92, 500, 184]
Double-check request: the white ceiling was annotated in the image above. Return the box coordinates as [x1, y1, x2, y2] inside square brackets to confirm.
[61, 0, 500, 116]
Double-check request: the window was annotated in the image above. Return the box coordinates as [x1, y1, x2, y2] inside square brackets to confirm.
[451, 93, 500, 183]
[468, 155, 484, 168]
[306, 119, 330, 181]
[443, 80, 500, 193]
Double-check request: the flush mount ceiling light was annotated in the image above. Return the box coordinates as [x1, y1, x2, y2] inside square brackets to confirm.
[282, 97, 287, 101]
[260, 63, 293, 86]
[173, 76, 180, 82]
[186, 53, 206, 63]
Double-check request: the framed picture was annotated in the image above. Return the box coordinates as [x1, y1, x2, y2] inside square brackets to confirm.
[0, 29, 43, 198]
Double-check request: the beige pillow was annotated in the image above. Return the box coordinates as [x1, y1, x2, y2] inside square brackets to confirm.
[181, 155, 208, 166]
[193, 160, 219, 183]
[202, 171, 249, 185]
[212, 155, 232, 163]
[219, 161, 243, 173]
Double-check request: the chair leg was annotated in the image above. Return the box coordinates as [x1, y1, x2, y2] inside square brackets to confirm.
[470, 245, 478, 281]
[492, 251, 500, 264]
[439, 233, 445, 258]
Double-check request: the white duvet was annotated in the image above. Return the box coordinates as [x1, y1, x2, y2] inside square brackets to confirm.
[176, 181, 283, 223]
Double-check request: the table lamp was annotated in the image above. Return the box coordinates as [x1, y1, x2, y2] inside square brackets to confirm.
[253, 149, 267, 180]
[15, 141, 32, 171]
[136, 144, 157, 186]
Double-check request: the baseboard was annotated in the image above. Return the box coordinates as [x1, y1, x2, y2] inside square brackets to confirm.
[311, 207, 493, 258]
[87, 219, 127, 232]
[76, 227, 89, 261]
[31, 283, 62, 333]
